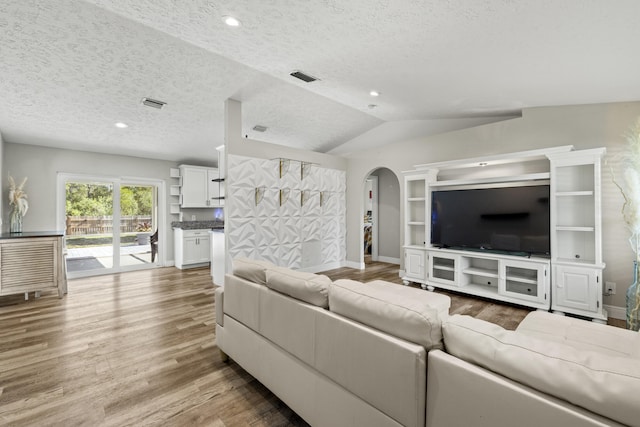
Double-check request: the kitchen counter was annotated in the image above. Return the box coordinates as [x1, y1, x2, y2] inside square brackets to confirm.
[0, 231, 65, 239]
[171, 221, 223, 230]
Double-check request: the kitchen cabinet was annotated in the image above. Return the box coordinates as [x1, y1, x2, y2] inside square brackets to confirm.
[179, 165, 221, 207]
[174, 228, 210, 269]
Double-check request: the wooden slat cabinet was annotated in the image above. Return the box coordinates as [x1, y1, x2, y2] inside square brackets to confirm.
[0, 235, 64, 298]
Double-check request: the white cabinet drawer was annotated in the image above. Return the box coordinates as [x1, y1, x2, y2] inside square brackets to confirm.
[181, 229, 209, 238]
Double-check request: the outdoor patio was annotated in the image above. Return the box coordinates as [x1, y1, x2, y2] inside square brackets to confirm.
[66, 244, 154, 272]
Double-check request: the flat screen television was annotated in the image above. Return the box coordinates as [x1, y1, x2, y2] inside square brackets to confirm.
[430, 185, 550, 256]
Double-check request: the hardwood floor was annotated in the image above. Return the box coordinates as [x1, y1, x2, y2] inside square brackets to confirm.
[0, 267, 303, 426]
[0, 262, 621, 426]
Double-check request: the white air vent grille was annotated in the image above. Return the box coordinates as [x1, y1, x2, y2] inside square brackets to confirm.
[290, 71, 318, 83]
[141, 97, 166, 109]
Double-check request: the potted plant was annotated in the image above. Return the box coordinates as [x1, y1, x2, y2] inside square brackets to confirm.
[611, 118, 640, 330]
[8, 175, 28, 233]
[136, 222, 152, 245]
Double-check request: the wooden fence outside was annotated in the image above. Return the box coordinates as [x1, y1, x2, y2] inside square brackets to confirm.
[66, 216, 152, 236]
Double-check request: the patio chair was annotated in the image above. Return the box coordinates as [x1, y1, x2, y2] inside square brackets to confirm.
[151, 230, 158, 263]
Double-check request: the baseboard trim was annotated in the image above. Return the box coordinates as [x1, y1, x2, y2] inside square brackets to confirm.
[377, 256, 400, 265]
[345, 260, 365, 270]
[604, 304, 625, 320]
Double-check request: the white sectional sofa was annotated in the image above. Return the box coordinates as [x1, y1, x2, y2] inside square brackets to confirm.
[430, 312, 640, 427]
[215, 258, 640, 427]
[215, 258, 450, 427]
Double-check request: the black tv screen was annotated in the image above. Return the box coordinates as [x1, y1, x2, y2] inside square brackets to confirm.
[430, 185, 550, 255]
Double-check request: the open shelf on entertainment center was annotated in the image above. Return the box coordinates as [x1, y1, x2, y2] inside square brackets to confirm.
[424, 248, 550, 310]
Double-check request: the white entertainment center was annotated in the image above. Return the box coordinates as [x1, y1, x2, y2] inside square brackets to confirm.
[402, 146, 607, 322]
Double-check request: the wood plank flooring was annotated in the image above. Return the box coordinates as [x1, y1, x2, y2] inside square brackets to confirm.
[0, 262, 621, 426]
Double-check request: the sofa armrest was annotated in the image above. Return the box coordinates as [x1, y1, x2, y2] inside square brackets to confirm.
[215, 287, 224, 327]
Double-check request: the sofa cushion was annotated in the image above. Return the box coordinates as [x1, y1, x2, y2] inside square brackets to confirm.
[517, 310, 640, 358]
[265, 267, 331, 308]
[443, 314, 640, 427]
[315, 309, 427, 427]
[329, 279, 449, 349]
[232, 258, 274, 286]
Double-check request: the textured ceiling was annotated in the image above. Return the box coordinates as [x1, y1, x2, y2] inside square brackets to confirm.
[1, 0, 640, 162]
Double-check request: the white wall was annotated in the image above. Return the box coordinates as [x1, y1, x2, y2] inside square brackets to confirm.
[364, 179, 373, 214]
[345, 101, 640, 310]
[225, 154, 346, 271]
[371, 168, 401, 262]
[2, 142, 180, 261]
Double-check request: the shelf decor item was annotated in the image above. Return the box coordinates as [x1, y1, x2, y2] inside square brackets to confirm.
[611, 118, 640, 330]
[8, 175, 28, 233]
[255, 186, 266, 206]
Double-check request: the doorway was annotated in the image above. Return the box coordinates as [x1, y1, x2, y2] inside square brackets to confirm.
[364, 176, 378, 263]
[58, 174, 163, 278]
[362, 168, 401, 268]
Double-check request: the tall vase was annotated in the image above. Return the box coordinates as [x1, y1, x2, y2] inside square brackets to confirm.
[9, 207, 22, 233]
[626, 260, 640, 331]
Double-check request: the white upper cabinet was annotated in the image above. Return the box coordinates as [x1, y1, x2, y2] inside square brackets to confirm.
[179, 165, 220, 208]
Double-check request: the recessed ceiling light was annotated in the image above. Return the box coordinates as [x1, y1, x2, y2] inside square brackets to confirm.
[115, 122, 128, 129]
[223, 15, 241, 27]
[370, 90, 380, 97]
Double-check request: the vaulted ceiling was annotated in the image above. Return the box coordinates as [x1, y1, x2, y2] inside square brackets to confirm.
[1, 1, 639, 163]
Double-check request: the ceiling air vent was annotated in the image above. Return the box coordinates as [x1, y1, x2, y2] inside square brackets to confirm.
[252, 125, 268, 132]
[141, 97, 166, 109]
[290, 71, 318, 83]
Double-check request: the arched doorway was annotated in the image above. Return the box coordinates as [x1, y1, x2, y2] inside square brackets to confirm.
[362, 167, 401, 267]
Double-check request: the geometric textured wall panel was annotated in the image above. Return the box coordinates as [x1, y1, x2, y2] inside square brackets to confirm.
[227, 154, 346, 270]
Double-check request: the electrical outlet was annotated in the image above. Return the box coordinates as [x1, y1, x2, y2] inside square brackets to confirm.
[606, 281, 616, 295]
[191, 215, 196, 221]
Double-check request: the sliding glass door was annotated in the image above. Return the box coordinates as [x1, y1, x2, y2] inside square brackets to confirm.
[64, 180, 116, 275]
[118, 183, 157, 269]
[59, 174, 163, 278]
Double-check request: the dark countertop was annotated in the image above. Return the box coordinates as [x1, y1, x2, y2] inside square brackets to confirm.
[171, 221, 224, 230]
[0, 231, 65, 239]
